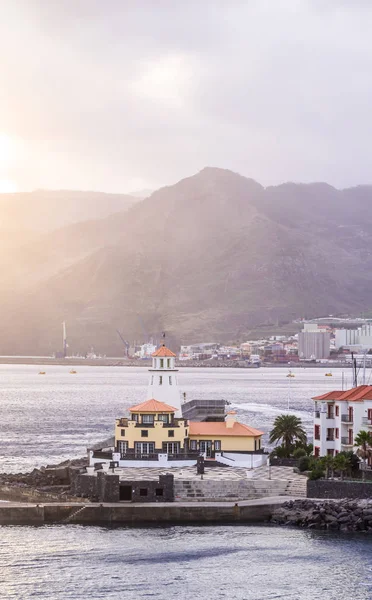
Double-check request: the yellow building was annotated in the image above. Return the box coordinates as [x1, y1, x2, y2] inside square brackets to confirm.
[115, 398, 189, 457]
[189, 411, 263, 458]
[114, 402, 263, 461]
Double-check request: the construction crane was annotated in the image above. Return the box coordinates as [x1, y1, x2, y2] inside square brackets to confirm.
[116, 330, 130, 357]
[62, 321, 67, 358]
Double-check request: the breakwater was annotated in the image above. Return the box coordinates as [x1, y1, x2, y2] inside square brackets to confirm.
[272, 498, 372, 532]
[0, 498, 287, 526]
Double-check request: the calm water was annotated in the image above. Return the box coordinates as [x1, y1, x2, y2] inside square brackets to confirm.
[1, 524, 372, 599]
[1, 364, 370, 599]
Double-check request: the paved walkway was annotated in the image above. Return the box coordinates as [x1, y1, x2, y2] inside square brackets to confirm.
[113, 464, 302, 482]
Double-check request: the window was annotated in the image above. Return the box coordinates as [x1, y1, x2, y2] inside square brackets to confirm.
[135, 442, 155, 454]
[141, 430, 149, 437]
[335, 405, 339, 416]
[214, 440, 221, 451]
[131, 413, 138, 422]
[160, 359, 164, 368]
[254, 439, 257, 451]
[155, 488, 163, 496]
[168, 430, 174, 437]
[140, 488, 148, 496]
[159, 376, 163, 385]
[185, 429, 188, 437]
[314, 424, 320, 440]
[368, 409, 372, 422]
[314, 446, 320, 457]
[167, 359, 171, 368]
[169, 376, 172, 385]
[335, 428, 339, 439]
[335, 450, 339, 455]
[120, 429, 125, 437]
[118, 441, 128, 455]
[326, 428, 334, 441]
[190, 440, 197, 450]
[158, 414, 169, 423]
[141, 414, 154, 424]
[163, 442, 180, 454]
[327, 449, 334, 456]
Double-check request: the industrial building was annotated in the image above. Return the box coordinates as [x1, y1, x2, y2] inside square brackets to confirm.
[298, 331, 330, 360]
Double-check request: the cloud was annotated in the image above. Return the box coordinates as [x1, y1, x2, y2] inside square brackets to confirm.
[0, 0, 372, 191]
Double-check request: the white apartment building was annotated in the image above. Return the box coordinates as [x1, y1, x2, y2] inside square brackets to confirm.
[313, 385, 372, 459]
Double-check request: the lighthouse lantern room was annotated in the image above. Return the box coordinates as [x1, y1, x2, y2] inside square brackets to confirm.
[146, 344, 182, 416]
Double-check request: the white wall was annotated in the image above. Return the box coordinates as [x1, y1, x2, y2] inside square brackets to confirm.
[215, 453, 267, 468]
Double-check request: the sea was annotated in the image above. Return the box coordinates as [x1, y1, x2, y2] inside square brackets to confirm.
[1, 364, 372, 599]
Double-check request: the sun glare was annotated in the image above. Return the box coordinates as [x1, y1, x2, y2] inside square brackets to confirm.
[0, 133, 18, 192]
[0, 133, 15, 165]
[0, 179, 17, 193]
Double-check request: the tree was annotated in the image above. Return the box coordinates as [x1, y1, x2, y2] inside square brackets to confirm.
[354, 430, 372, 481]
[333, 453, 351, 481]
[321, 455, 335, 479]
[269, 415, 307, 454]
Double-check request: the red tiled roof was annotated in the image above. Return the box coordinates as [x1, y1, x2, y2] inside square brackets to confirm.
[189, 421, 263, 437]
[312, 391, 343, 401]
[313, 385, 372, 402]
[129, 399, 177, 412]
[152, 345, 176, 357]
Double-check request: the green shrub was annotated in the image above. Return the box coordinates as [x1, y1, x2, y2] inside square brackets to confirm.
[298, 456, 311, 472]
[293, 448, 307, 459]
[308, 467, 324, 480]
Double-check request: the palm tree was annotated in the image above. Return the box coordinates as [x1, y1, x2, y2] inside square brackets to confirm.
[354, 430, 372, 481]
[333, 453, 351, 481]
[321, 454, 335, 479]
[269, 415, 307, 455]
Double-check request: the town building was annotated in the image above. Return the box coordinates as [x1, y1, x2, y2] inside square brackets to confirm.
[298, 330, 330, 360]
[90, 343, 266, 468]
[334, 328, 359, 350]
[313, 385, 372, 459]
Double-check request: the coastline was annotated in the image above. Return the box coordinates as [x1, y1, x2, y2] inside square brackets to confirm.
[0, 496, 290, 526]
[0, 356, 350, 368]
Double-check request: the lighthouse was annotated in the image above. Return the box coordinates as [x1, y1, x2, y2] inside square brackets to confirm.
[146, 344, 182, 416]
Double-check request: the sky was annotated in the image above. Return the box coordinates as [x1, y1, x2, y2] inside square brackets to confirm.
[1, 0, 372, 193]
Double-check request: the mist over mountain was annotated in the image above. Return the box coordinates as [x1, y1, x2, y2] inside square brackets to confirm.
[0, 189, 139, 233]
[0, 167, 372, 355]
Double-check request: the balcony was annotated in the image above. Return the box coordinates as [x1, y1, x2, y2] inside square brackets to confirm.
[326, 437, 335, 442]
[341, 437, 353, 446]
[326, 414, 335, 420]
[118, 451, 199, 461]
[341, 414, 353, 424]
[362, 418, 372, 427]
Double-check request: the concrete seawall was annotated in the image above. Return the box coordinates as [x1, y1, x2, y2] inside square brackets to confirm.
[0, 497, 291, 526]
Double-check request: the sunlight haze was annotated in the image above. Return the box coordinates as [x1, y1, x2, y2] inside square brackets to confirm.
[1, 1, 372, 192]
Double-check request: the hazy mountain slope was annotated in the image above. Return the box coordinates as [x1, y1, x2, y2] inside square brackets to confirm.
[0, 189, 139, 233]
[0, 167, 371, 355]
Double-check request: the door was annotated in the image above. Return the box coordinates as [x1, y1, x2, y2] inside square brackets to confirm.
[200, 441, 212, 457]
[119, 485, 132, 501]
[349, 429, 353, 445]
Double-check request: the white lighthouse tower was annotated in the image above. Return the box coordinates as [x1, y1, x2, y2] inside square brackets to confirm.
[146, 344, 182, 416]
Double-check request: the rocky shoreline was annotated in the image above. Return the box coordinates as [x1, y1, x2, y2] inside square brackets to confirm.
[271, 498, 372, 532]
[0, 458, 87, 503]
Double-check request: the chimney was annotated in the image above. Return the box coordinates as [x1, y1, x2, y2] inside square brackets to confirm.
[225, 411, 237, 428]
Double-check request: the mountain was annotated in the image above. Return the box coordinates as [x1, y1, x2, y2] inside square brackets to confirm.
[0, 189, 139, 233]
[0, 167, 372, 355]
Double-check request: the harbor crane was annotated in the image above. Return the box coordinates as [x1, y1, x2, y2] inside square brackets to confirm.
[116, 330, 130, 357]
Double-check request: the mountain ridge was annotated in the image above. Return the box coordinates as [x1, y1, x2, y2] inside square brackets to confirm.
[0, 167, 372, 355]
